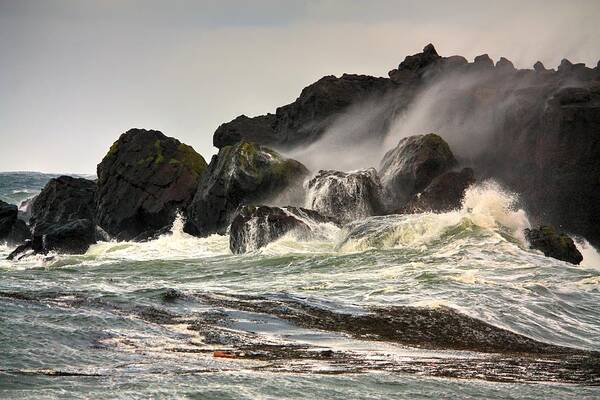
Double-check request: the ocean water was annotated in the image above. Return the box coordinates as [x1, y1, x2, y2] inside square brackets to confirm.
[1, 172, 599, 399]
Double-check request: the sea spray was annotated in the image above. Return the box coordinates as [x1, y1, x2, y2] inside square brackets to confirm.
[336, 181, 530, 252]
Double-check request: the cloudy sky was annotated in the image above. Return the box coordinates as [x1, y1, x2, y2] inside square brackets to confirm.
[1, 0, 599, 173]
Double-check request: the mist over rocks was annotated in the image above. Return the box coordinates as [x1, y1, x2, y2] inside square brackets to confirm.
[96, 128, 207, 241]
[213, 74, 394, 149]
[185, 142, 309, 237]
[229, 205, 338, 254]
[306, 169, 384, 224]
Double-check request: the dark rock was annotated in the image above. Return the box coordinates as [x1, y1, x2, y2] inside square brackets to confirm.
[185, 142, 308, 236]
[496, 57, 515, 72]
[29, 176, 96, 232]
[441, 55, 468, 70]
[213, 74, 393, 149]
[533, 61, 546, 72]
[553, 87, 591, 105]
[33, 219, 96, 255]
[229, 205, 338, 254]
[524, 226, 583, 265]
[131, 225, 172, 242]
[7, 240, 34, 261]
[558, 58, 573, 73]
[6, 219, 31, 246]
[96, 128, 207, 241]
[0, 200, 18, 240]
[379, 134, 457, 207]
[213, 114, 277, 149]
[473, 54, 494, 69]
[389, 43, 441, 82]
[1, 200, 30, 246]
[400, 168, 476, 213]
[306, 168, 384, 223]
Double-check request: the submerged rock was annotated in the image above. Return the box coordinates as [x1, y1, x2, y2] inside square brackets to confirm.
[379, 134, 457, 208]
[186, 142, 309, 236]
[306, 169, 384, 223]
[96, 128, 207, 241]
[229, 205, 337, 254]
[400, 168, 476, 213]
[524, 226, 583, 265]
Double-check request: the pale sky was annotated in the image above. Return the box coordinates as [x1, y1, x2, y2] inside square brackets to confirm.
[1, 0, 599, 173]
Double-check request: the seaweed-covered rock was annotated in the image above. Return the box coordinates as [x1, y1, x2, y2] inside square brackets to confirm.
[400, 168, 476, 213]
[96, 128, 207, 241]
[379, 134, 457, 207]
[306, 169, 383, 223]
[524, 226, 583, 265]
[186, 142, 308, 236]
[230, 205, 338, 254]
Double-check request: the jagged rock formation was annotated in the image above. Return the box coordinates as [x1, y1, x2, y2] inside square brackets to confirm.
[209, 43, 600, 247]
[213, 74, 394, 149]
[0, 200, 30, 246]
[185, 142, 308, 236]
[399, 168, 476, 213]
[379, 134, 457, 208]
[525, 226, 583, 265]
[229, 205, 338, 254]
[96, 128, 207, 241]
[306, 169, 384, 223]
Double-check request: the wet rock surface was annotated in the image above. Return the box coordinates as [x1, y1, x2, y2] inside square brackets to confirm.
[2, 289, 598, 385]
[399, 168, 476, 213]
[0, 200, 25, 246]
[379, 134, 457, 208]
[185, 142, 308, 236]
[96, 128, 207, 241]
[525, 226, 583, 265]
[229, 205, 338, 254]
[306, 169, 384, 223]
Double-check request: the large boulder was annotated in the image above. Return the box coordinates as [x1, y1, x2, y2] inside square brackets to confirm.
[388, 43, 441, 82]
[213, 74, 393, 149]
[230, 205, 338, 254]
[524, 226, 583, 265]
[8, 175, 98, 257]
[399, 168, 476, 214]
[379, 134, 457, 208]
[96, 129, 207, 241]
[29, 176, 97, 232]
[186, 142, 309, 236]
[306, 169, 384, 223]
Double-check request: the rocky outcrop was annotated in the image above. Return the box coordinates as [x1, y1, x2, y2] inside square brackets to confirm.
[524, 226, 583, 265]
[306, 169, 384, 223]
[96, 128, 207, 241]
[213, 74, 394, 149]
[186, 142, 309, 236]
[400, 168, 476, 213]
[229, 205, 338, 254]
[379, 134, 457, 208]
[1, 200, 30, 246]
[29, 176, 97, 232]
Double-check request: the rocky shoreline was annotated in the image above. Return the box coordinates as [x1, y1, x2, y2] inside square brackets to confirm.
[2, 44, 597, 265]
